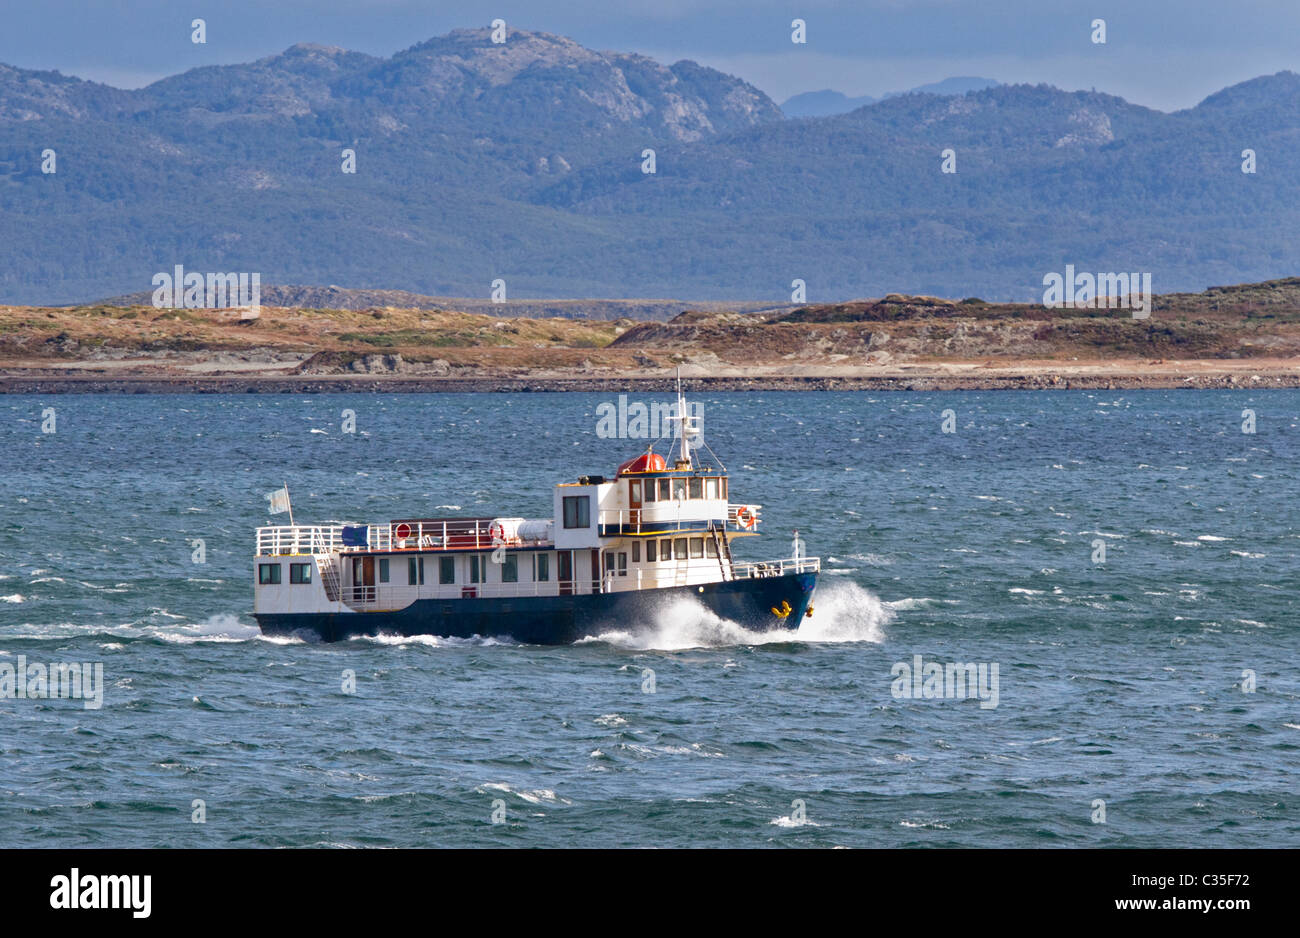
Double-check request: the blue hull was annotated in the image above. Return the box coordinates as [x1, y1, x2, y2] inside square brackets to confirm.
[255, 572, 817, 644]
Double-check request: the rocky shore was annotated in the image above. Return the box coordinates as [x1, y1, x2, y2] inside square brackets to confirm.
[4, 371, 1297, 393]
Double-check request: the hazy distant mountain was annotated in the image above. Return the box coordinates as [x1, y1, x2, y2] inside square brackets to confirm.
[781, 77, 1000, 117]
[781, 89, 880, 117]
[0, 27, 1298, 305]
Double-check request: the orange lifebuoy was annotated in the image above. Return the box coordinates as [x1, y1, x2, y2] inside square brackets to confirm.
[736, 505, 756, 530]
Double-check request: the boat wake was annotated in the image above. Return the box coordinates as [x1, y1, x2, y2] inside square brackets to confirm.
[579, 579, 892, 651]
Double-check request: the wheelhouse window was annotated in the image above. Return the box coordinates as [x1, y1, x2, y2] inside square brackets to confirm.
[535, 553, 550, 581]
[258, 563, 281, 585]
[658, 479, 671, 501]
[644, 480, 657, 502]
[378, 558, 390, 583]
[673, 479, 687, 501]
[502, 554, 518, 583]
[563, 495, 590, 528]
[705, 477, 719, 500]
[289, 562, 312, 584]
[689, 478, 703, 500]
[439, 556, 455, 584]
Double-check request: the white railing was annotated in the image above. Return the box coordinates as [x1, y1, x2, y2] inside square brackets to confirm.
[334, 556, 820, 608]
[597, 506, 760, 535]
[340, 578, 590, 607]
[258, 525, 339, 555]
[731, 556, 820, 579]
[256, 520, 552, 556]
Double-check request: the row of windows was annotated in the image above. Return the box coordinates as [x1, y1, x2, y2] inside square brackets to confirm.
[259, 562, 312, 585]
[562, 477, 728, 532]
[634, 476, 726, 503]
[400, 553, 550, 585]
[604, 536, 717, 574]
[261, 543, 713, 589]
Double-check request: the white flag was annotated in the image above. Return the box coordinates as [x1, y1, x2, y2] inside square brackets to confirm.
[266, 486, 291, 515]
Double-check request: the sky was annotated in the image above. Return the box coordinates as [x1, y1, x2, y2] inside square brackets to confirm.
[0, 0, 1296, 111]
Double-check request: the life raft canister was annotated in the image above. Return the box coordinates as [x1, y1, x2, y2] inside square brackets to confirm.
[736, 505, 757, 529]
[617, 452, 667, 475]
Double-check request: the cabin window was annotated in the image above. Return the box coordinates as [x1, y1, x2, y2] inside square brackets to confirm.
[470, 555, 483, 583]
[646, 540, 657, 562]
[258, 563, 281, 585]
[689, 478, 703, 499]
[674, 537, 688, 560]
[563, 495, 590, 528]
[535, 553, 550, 581]
[644, 481, 657, 503]
[439, 556, 455, 584]
[378, 558, 390, 583]
[603, 550, 614, 575]
[408, 557, 425, 586]
[503, 554, 518, 583]
[657, 479, 671, 501]
[705, 478, 719, 500]
[289, 562, 312, 584]
[618, 552, 628, 576]
[629, 480, 641, 503]
[690, 538, 704, 558]
[706, 539, 718, 558]
[632, 542, 640, 562]
[664, 538, 675, 559]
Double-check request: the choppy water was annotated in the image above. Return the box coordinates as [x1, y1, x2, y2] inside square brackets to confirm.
[1, 391, 1297, 847]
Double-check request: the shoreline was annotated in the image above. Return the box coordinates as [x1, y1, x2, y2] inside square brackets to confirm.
[3, 370, 1297, 393]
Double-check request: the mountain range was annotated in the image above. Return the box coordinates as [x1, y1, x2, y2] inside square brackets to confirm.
[1, 26, 1298, 305]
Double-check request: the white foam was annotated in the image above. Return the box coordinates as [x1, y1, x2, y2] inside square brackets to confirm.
[363, 632, 513, 647]
[580, 579, 890, 650]
[157, 613, 260, 643]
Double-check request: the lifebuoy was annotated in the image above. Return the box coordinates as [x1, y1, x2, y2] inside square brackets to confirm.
[736, 505, 757, 530]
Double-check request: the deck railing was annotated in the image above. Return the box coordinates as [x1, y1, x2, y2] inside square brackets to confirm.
[597, 504, 761, 536]
[256, 521, 551, 556]
[334, 557, 818, 608]
[730, 556, 820, 578]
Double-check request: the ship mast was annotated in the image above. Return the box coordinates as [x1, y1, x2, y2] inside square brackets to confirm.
[671, 366, 701, 469]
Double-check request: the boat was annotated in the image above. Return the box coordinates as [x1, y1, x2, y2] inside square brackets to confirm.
[252, 387, 819, 643]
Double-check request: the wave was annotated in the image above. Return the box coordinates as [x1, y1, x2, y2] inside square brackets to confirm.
[579, 579, 891, 650]
[360, 632, 515, 647]
[155, 613, 262, 643]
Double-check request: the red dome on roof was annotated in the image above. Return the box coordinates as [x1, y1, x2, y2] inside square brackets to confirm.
[617, 452, 666, 475]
